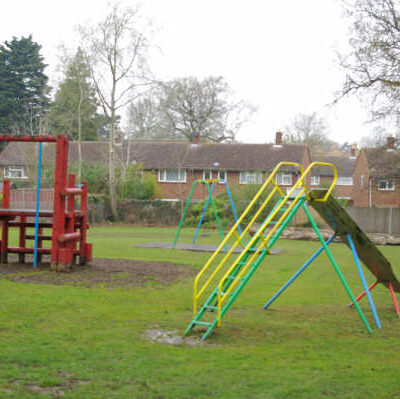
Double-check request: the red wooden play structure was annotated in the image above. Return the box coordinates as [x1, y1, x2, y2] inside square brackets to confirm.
[0, 135, 92, 271]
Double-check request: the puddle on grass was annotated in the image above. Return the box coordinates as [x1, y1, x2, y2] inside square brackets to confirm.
[144, 329, 203, 346]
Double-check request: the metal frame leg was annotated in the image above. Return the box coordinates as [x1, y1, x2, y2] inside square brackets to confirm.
[388, 282, 400, 318]
[302, 203, 373, 334]
[347, 234, 381, 329]
[348, 281, 378, 308]
[263, 234, 336, 310]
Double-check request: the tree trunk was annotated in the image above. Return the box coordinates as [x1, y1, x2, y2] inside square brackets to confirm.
[109, 91, 118, 220]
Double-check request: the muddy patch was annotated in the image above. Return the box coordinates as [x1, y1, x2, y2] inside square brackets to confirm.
[144, 328, 203, 346]
[0, 257, 196, 288]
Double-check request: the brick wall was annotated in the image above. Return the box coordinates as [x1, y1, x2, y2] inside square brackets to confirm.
[352, 152, 370, 207]
[352, 151, 400, 208]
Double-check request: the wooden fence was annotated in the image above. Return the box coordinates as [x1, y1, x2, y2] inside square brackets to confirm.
[10, 189, 54, 211]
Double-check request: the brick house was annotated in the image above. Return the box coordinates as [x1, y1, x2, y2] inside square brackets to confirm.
[352, 137, 400, 208]
[127, 132, 311, 200]
[0, 132, 311, 200]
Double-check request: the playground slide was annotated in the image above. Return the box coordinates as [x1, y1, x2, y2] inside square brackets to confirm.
[309, 190, 400, 292]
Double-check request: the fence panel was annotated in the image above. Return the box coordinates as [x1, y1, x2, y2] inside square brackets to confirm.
[10, 189, 54, 211]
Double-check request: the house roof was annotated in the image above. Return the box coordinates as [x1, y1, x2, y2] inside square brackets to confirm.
[0, 140, 309, 172]
[0, 142, 37, 166]
[129, 141, 309, 171]
[312, 155, 356, 177]
[363, 147, 400, 179]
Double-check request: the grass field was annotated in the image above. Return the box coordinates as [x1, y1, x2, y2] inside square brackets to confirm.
[0, 225, 400, 398]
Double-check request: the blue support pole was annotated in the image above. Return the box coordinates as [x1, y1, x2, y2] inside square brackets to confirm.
[224, 180, 245, 247]
[347, 234, 382, 329]
[33, 142, 43, 269]
[263, 233, 336, 310]
[192, 182, 216, 244]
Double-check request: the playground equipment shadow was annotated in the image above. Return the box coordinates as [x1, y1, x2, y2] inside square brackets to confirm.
[136, 241, 282, 254]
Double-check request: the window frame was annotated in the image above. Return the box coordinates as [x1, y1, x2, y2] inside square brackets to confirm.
[336, 176, 353, 186]
[310, 175, 320, 186]
[158, 169, 187, 183]
[239, 171, 263, 184]
[202, 170, 213, 181]
[3, 166, 28, 179]
[275, 171, 292, 186]
[378, 179, 395, 191]
[217, 170, 227, 182]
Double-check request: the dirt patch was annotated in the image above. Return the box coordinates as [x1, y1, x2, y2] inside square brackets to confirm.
[144, 328, 203, 346]
[0, 257, 196, 288]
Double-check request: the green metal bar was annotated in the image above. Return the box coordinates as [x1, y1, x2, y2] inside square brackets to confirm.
[173, 179, 225, 249]
[301, 203, 373, 334]
[172, 180, 200, 248]
[204, 181, 225, 244]
[267, 198, 304, 249]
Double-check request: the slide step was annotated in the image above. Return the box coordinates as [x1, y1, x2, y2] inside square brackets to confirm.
[204, 305, 218, 311]
[227, 275, 244, 281]
[193, 320, 212, 327]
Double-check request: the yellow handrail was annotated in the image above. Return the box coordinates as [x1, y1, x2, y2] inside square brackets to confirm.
[213, 161, 337, 324]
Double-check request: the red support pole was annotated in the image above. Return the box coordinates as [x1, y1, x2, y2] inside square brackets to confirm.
[19, 215, 26, 264]
[388, 282, 400, 318]
[66, 174, 76, 265]
[79, 181, 88, 265]
[348, 280, 378, 308]
[51, 135, 69, 271]
[1, 180, 10, 264]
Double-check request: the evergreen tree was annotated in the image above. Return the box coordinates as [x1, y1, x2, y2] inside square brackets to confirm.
[0, 35, 50, 134]
[50, 48, 104, 141]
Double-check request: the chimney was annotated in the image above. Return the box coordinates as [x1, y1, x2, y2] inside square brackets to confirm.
[274, 131, 283, 147]
[349, 144, 357, 159]
[387, 136, 395, 152]
[192, 133, 200, 145]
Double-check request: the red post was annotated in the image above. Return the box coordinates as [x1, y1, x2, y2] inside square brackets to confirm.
[66, 174, 76, 265]
[79, 181, 88, 265]
[51, 135, 69, 271]
[388, 282, 400, 317]
[1, 180, 10, 264]
[19, 215, 26, 263]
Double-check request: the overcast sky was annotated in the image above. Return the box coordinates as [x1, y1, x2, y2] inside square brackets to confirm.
[1, 0, 377, 144]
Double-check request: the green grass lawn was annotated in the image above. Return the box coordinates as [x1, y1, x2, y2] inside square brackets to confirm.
[1, 225, 400, 398]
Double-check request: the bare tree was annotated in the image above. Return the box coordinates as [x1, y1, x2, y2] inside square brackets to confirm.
[338, 0, 400, 122]
[283, 112, 330, 152]
[79, 4, 152, 219]
[156, 76, 256, 143]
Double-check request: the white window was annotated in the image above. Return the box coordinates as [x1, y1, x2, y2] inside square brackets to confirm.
[217, 171, 226, 182]
[360, 175, 364, 189]
[239, 171, 262, 184]
[378, 179, 395, 191]
[276, 172, 292, 186]
[158, 169, 186, 183]
[337, 176, 353, 186]
[203, 170, 213, 180]
[310, 175, 320, 185]
[4, 166, 27, 179]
